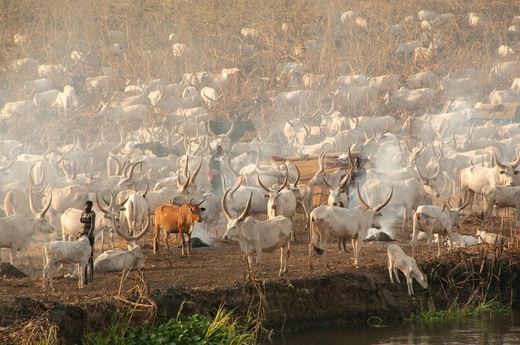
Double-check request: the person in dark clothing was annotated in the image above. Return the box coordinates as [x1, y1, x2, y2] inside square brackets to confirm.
[79, 200, 95, 284]
[208, 145, 224, 196]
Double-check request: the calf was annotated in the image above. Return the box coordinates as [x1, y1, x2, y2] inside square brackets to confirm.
[153, 198, 205, 255]
[387, 244, 428, 295]
[222, 190, 293, 277]
[42, 236, 91, 290]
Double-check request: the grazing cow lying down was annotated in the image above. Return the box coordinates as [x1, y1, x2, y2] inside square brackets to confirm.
[387, 244, 428, 295]
[94, 244, 144, 272]
[476, 229, 508, 247]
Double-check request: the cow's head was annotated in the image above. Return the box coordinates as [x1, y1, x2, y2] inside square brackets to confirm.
[186, 198, 205, 224]
[357, 184, 393, 229]
[491, 150, 520, 186]
[222, 189, 252, 240]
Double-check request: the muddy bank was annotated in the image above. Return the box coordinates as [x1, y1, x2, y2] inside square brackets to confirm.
[2, 252, 519, 344]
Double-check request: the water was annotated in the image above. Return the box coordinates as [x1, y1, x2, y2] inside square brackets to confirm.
[265, 311, 520, 345]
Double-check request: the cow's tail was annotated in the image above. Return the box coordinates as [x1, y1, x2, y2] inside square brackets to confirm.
[310, 215, 325, 255]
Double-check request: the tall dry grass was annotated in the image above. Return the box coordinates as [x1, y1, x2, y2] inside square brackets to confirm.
[1, 0, 519, 141]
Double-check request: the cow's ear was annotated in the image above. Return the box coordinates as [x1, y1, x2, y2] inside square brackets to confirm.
[200, 207, 206, 212]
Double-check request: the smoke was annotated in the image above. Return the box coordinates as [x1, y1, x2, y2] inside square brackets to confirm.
[191, 222, 213, 245]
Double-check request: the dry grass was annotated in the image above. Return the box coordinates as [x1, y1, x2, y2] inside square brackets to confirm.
[1, 0, 519, 143]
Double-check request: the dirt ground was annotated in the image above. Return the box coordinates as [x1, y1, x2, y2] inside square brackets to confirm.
[0, 157, 512, 305]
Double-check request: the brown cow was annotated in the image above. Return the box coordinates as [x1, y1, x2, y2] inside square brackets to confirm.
[153, 198, 205, 255]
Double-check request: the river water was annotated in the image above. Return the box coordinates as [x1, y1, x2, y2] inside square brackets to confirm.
[265, 310, 520, 345]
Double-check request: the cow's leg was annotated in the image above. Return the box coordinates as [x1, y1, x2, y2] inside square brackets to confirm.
[10, 246, 17, 266]
[164, 232, 171, 252]
[280, 242, 289, 276]
[246, 255, 255, 279]
[394, 267, 401, 283]
[446, 232, 453, 254]
[427, 236, 436, 257]
[78, 262, 84, 289]
[186, 234, 191, 256]
[406, 273, 413, 295]
[388, 258, 395, 283]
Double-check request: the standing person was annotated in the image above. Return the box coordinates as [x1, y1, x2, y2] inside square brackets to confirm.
[208, 145, 224, 196]
[79, 200, 96, 284]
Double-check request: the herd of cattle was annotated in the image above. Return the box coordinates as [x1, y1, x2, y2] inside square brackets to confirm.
[1, 7, 520, 293]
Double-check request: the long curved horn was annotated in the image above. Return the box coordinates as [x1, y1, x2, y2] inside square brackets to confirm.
[339, 171, 351, 189]
[318, 97, 334, 116]
[318, 148, 331, 172]
[183, 155, 190, 180]
[124, 161, 144, 182]
[176, 169, 191, 192]
[414, 161, 428, 182]
[278, 162, 289, 192]
[236, 192, 253, 223]
[96, 192, 111, 214]
[293, 165, 301, 186]
[226, 153, 239, 177]
[229, 174, 243, 197]
[114, 215, 150, 242]
[321, 174, 332, 189]
[189, 154, 203, 185]
[222, 188, 233, 220]
[256, 174, 270, 192]
[29, 164, 45, 188]
[356, 184, 370, 210]
[511, 148, 520, 168]
[141, 180, 149, 198]
[373, 187, 393, 212]
[491, 150, 506, 169]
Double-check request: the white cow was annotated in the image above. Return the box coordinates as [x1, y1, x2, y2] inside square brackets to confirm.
[384, 87, 435, 113]
[94, 244, 144, 272]
[309, 186, 393, 268]
[42, 236, 91, 290]
[387, 244, 428, 295]
[0, 191, 53, 265]
[222, 190, 293, 277]
[411, 202, 468, 258]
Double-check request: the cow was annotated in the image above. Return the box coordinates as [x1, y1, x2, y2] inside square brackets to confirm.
[42, 236, 91, 290]
[362, 174, 439, 230]
[482, 185, 520, 229]
[459, 150, 520, 212]
[0, 189, 53, 266]
[222, 190, 293, 277]
[384, 87, 435, 114]
[411, 200, 468, 258]
[52, 85, 79, 116]
[309, 185, 393, 268]
[405, 71, 436, 89]
[257, 164, 297, 222]
[387, 244, 428, 295]
[153, 198, 205, 255]
[94, 244, 145, 272]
